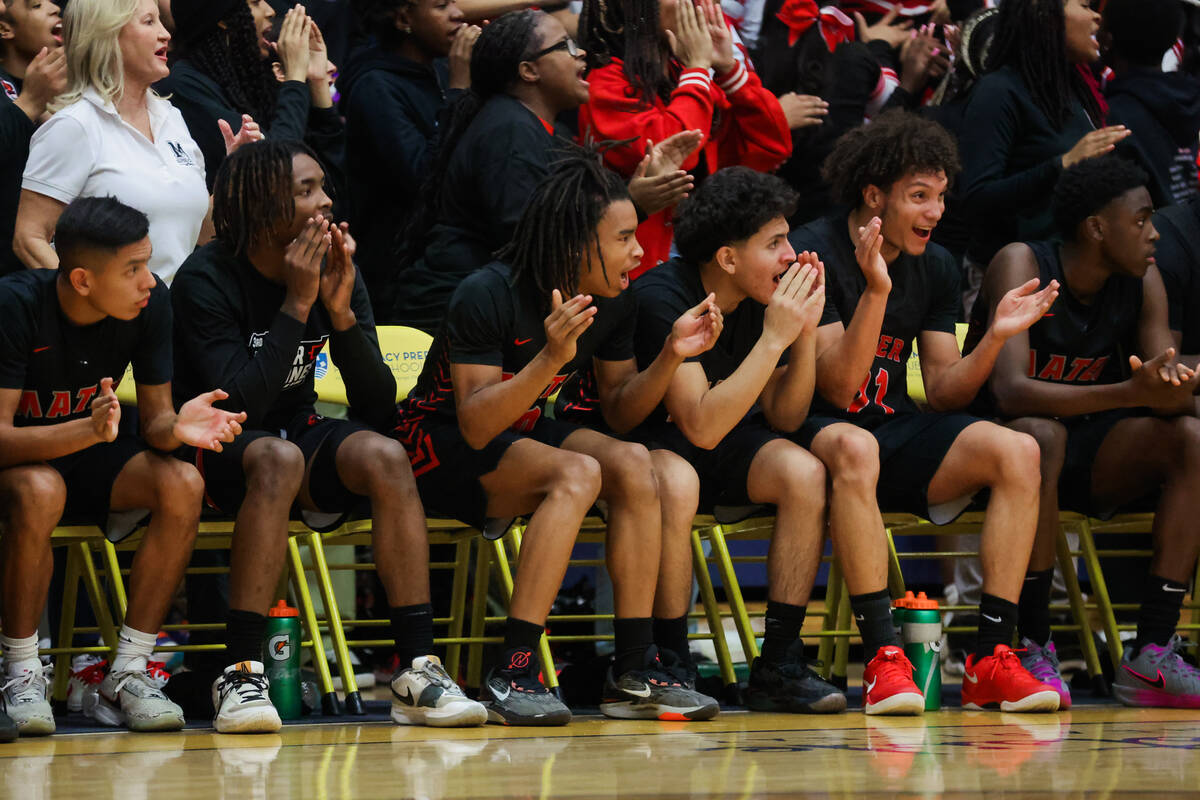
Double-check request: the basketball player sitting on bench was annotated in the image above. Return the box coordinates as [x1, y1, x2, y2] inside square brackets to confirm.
[789, 110, 1063, 712]
[394, 152, 721, 726]
[171, 140, 486, 733]
[0, 196, 244, 736]
[969, 155, 1200, 709]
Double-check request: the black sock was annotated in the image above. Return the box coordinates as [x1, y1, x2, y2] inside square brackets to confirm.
[653, 615, 689, 661]
[390, 603, 434, 666]
[225, 609, 267, 665]
[613, 617, 655, 676]
[761, 601, 806, 664]
[1134, 574, 1188, 653]
[1017, 568, 1054, 646]
[851, 589, 900, 656]
[502, 617, 545, 653]
[974, 594, 1018, 662]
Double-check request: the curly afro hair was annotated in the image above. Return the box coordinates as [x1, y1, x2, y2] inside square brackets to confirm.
[673, 167, 798, 265]
[1103, 0, 1185, 68]
[821, 110, 960, 207]
[1051, 155, 1150, 241]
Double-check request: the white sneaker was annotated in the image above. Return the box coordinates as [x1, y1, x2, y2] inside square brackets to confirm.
[390, 655, 487, 727]
[86, 666, 185, 732]
[1, 665, 55, 736]
[67, 655, 108, 713]
[212, 661, 282, 734]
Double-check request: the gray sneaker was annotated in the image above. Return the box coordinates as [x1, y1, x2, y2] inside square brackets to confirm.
[1113, 635, 1200, 709]
[1, 666, 54, 736]
[482, 648, 571, 726]
[600, 646, 719, 721]
[85, 666, 185, 731]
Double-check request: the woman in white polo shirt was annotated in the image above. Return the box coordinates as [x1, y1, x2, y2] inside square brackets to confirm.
[13, 0, 256, 284]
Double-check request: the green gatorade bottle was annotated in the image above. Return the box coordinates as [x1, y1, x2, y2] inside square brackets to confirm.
[898, 591, 942, 711]
[265, 600, 302, 719]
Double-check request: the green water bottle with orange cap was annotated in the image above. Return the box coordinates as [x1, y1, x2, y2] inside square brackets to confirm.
[265, 599, 302, 719]
[895, 591, 942, 711]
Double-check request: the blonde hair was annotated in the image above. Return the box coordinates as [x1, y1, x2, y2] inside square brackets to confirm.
[53, 0, 142, 111]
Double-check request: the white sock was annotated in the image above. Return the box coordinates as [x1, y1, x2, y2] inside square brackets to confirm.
[112, 625, 158, 673]
[0, 633, 41, 677]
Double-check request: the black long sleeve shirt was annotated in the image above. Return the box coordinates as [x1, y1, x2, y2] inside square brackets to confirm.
[170, 239, 395, 433]
[0, 69, 34, 275]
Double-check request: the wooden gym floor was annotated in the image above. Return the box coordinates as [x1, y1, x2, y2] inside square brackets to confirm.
[4, 705, 1200, 799]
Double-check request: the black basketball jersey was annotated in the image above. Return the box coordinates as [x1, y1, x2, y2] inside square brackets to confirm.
[1021, 241, 1139, 386]
[789, 212, 961, 419]
[0, 269, 172, 426]
[400, 261, 636, 434]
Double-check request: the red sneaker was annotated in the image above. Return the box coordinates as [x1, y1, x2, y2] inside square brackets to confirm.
[962, 644, 1061, 712]
[863, 645, 925, 715]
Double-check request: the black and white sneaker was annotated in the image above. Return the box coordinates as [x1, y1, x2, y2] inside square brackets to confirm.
[745, 641, 847, 714]
[390, 655, 487, 727]
[211, 661, 282, 733]
[481, 648, 571, 726]
[600, 646, 719, 721]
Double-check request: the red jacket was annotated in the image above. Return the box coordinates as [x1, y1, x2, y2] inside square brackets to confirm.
[578, 58, 792, 276]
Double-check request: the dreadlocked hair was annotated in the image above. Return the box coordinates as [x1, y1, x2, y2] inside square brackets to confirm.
[579, 0, 675, 104]
[398, 10, 546, 268]
[180, 3, 278, 124]
[985, 0, 1102, 128]
[822, 110, 960, 207]
[1052, 154, 1149, 241]
[213, 139, 322, 258]
[499, 146, 631, 314]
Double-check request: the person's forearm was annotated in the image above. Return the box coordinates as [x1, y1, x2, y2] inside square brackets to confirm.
[14, 231, 58, 270]
[0, 419, 101, 468]
[762, 333, 817, 432]
[924, 328, 1002, 411]
[992, 376, 1138, 419]
[140, 411, 183, 453]
[457, 0, 535, 21]
[816, 288, 888, 408]
[456, 352, 562, 448]
[600, 347, 685, 434]
[677, 338, 786, 449]
[330, 323, 397, 430]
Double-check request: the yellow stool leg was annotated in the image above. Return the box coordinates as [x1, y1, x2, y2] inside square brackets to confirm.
[467, 537, 492, 691]
[77, 541, 119, 650]
[287, 536, 338, 715]
[832, 578, 852, 688]
[691, 526, 737, 693]
[1056, 524, 1105, 688]
[707, 525, 759, 661]
[1078, 519, 1123, 670]
[306, 532, 363, 714]
[51, 546, 83, 704]
[817, 561, 843, 680]
[885, 529, 906, 599]
[443, 536, 472, 680]
[100, 539, 128, 625]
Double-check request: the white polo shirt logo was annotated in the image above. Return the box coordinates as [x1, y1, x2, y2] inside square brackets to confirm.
[168, 141, 195, 167]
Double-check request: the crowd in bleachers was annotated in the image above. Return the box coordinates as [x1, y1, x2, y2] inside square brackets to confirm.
[0, 0, 1198, 740]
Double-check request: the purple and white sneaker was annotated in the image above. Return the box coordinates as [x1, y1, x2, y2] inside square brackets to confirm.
[1113, 635, 1200, 709]
[1018, 637, 1071, 710]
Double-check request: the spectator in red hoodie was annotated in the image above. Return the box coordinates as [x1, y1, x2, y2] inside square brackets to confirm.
[578, 0, 791, 275]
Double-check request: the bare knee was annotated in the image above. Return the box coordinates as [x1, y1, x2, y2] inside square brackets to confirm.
[357, 435, 419, 497]
[1170, 416, 1200, 467]
[552, 452, 603, 510]
[0, 466, 66, 530]
[149, 457, 204, 520]
[651, 450, 700, 518]
[822, 427, 879, 489]
[601, 442, 658, 505]
[992, 429, 1042, 492]
[243, 438, 304, 498]
[1006, 417, 1066, 479]
[780, 449, 828, 511]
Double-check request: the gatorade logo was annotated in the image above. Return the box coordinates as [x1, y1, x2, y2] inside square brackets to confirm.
[269, 634, 292, 661]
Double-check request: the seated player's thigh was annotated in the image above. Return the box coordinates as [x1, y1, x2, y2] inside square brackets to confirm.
[109, 450, 203, 513]
[480, 437, 602, 519]
[559, 427, 656, 504]
[1089, 415, 1188, 508]
[925, 419, 1038, 506]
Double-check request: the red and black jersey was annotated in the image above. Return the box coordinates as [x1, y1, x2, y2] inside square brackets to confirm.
[397, 261, 636, 437]
[578, 59, 792, 274]
[967, 241, 1140, 407]
[790, 212, 960, 419]
[0, 269, 172, 426]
